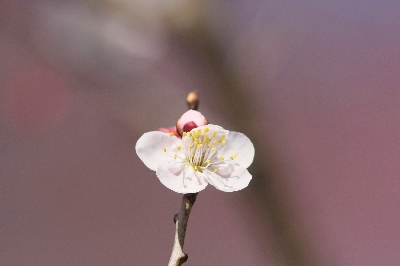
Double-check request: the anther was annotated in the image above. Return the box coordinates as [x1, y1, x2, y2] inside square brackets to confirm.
[219, 156, 224, 160]
[163, 148, 166, 152]
[169, 132, 174, 137]
[177, 146, 181, 150]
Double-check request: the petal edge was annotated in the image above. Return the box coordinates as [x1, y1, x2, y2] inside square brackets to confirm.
[221, 131, 254, 169]
[157, 163, 208, 193]
[205, 163, 252, 192]
[135, 131, 180, 171]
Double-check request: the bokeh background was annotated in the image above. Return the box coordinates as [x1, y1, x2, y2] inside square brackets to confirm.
[1, 0, 400, 265]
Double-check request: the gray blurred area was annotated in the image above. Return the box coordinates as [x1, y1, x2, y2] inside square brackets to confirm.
[1, 0, 400, 265]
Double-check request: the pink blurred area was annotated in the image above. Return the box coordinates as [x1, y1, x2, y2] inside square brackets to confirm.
[1, 0, 400, 265]
[4, 66, 71, 134]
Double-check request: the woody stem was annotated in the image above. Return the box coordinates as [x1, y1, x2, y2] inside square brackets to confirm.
[168, 193, 197, 266]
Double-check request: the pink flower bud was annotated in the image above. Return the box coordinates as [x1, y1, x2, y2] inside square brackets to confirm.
[176, 110, 208, 137]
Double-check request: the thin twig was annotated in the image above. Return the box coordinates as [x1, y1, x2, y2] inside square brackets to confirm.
[168, 193, 197, 266]
[168, 92, 199, 265]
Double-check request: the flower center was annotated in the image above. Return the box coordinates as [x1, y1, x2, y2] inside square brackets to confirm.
[179, 127, 227, 172]
[163, 127, 238, 173]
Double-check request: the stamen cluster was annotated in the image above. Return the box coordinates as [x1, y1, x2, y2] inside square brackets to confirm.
[182, 127, 225, 173]
[164, 127, 238, 173]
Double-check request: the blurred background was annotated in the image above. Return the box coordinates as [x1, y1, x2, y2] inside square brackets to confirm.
[1, 0, 400, 265]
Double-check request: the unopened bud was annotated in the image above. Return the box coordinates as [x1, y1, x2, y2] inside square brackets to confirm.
[176, 110, 208, 137]
[186, 91, 199, 110]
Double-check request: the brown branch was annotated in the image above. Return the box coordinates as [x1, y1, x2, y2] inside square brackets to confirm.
[168, 193, 197, 266]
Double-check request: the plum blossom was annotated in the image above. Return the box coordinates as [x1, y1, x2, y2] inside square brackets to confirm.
[136, 119, 254, 193]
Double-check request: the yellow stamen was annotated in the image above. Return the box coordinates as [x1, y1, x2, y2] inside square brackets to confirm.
[219, 156, 224, 160]
[177, 146, 181, 151]
[174, 154, 177, 159]
[214, 168, 218, 172]
[169, 132, 174, 137]
[163, 148, 166, 152]
[183, 132, 187, 137]
[204, 128, 209, 133]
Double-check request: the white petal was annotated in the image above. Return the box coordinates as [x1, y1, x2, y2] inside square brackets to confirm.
[193, 123, 229, 148]
[184, 124, 229, 138]
[135, 131, 181, 171]
[184, 123, 227, 136]
[221, 131, 254, 168]
[156, 162, 208, 193]
[195, 124, 228, 135]
[205, 163, 252, 192]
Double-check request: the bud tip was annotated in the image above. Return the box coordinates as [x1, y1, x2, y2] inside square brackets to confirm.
[186, 91, 199, 110]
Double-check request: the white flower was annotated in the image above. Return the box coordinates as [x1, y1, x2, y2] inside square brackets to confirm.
[135, 124, 254, 193]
